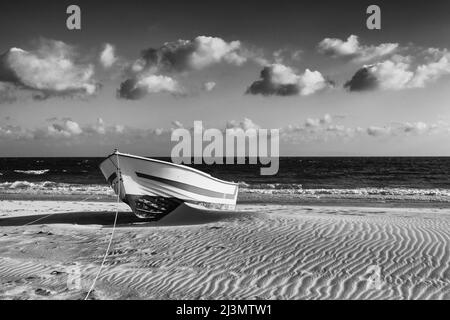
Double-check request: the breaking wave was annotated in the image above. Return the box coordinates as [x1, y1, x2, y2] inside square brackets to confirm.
[13, 169, 50, 175]
[0, 180, 114, 196]
[237, 182, 450, 202]
[1, 179, 449, 203]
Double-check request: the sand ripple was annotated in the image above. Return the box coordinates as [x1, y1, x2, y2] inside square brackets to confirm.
[0, 202, 449, 299]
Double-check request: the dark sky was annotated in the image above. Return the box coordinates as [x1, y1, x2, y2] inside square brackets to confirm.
[2, 0, 450, 53]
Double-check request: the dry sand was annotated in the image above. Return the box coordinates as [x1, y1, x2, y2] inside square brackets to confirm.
[0, 200, 449, 300]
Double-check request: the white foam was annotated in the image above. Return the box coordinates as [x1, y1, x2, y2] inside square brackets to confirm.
[13, 169, 50, 175]
[239, 185, 450, 202]
[0, 181, 113, 196]
[1, 179, 449, 202]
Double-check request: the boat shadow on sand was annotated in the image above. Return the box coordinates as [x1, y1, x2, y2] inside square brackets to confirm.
[0, 204, 257, 228]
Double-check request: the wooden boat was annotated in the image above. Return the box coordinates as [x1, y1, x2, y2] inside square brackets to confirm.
[99, 150, 238, 220]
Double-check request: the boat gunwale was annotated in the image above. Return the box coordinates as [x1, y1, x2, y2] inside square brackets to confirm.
[101, 151, 239, 187]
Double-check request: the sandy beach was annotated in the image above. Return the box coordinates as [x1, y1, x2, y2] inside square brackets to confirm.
[0, 200, 448, 300]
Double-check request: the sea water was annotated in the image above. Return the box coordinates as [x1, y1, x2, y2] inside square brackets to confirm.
[1, 157, 450, 206]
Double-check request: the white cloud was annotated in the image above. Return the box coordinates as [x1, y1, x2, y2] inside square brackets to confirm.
[115, 124, 125, 134]
[99, 43, 117, 68]
[137, 75, 181, 94]
[226, 118, 260, 131]
[64, 120, 83, 135]
[246, 63, 331, 96]
[279, 115, 359, 142]
[277, 115, 449, 143]
[46, 119, 83, 138]
[118, 36, 246, 99]
[372, 60, 414, 90]
[409, 52, 450, 88]
[202, 81, 216, 92]
[321, 114, 332, 124]
[118, 74, 182, 99]
[345, 50, 450, 91]
[402, 122, 429, 133]
[84, 118, 107, 135]
[0, 124, 31, 140]
[304, 114, 332, 128]
[2, 117, 449, 147]
[0, 39, 98, 99]
[132, 36, 246, 74]
[26, 118, 146, 141]
[191, 36, 246, 69]
[318, 35, 398, 62]
[298, 69, 330, 96]
[319, 35, 360, 56]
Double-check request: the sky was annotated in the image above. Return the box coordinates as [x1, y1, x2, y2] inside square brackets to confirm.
[1, 0, 450, 156]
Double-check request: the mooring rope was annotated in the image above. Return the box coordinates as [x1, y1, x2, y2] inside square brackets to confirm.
[84, 151, 121, 300]
[23, 193, 98, 226]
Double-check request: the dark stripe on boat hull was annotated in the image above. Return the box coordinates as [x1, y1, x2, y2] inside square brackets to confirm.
[135, 172, 237, 200]
[107, 172, 117, 185]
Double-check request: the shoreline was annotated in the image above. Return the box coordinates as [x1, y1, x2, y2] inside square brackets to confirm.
[2, 193, 450, 209]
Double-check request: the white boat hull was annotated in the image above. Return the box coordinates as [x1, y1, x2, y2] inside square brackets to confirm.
[99, 151, 238, 220]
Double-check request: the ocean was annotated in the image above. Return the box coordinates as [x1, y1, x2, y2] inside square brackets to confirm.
[1, 157, 450, 206]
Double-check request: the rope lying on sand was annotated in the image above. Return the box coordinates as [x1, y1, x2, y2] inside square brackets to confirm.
[21, 188, 121, 299]
[23, 194, 99, 226]
[19, 152, 122, 300]
[84, 152, 121, 300]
